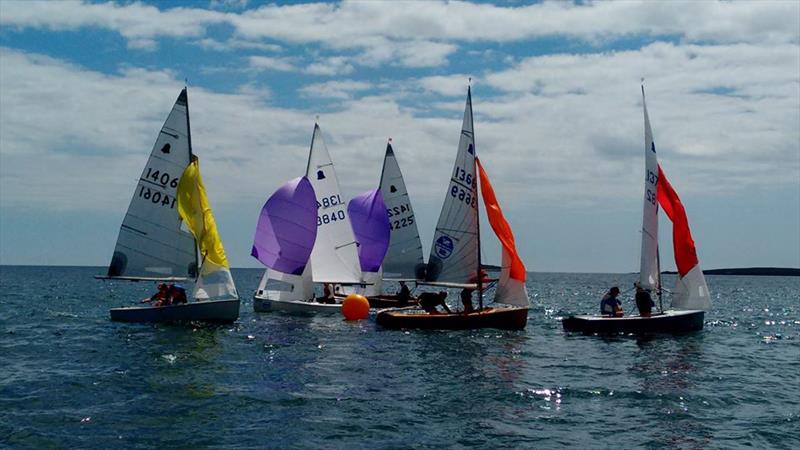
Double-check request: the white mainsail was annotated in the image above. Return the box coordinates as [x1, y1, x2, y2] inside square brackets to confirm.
[103, 88, 197, 280]
[426, 88, 480, 284]
[638, 87, 660, 292]
[379, 141, 424, 280]
[305, 124, 362, 284]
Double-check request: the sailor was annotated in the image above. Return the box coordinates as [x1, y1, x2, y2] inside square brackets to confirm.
[460, 287, 475, 314]
[143, 283, 169, 306]
[634, 283, 655, 317]
[419, 291, 451, 315]
[169, 284, 188, 305]
[320, 283, 336, 304]
[396, 281, 412, 306]
[600, 287, 623, 317]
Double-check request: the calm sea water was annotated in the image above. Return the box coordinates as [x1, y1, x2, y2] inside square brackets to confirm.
[1, 266, 798, 449]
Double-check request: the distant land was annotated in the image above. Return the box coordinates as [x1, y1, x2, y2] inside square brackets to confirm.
[661, 267, 800, 277]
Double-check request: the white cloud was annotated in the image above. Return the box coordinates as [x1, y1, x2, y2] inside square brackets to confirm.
[418, 74, 476, 97]
[248, 55, 298, 72]
[196, 37, 282, 53]
[304, 56, 354, 76]
[299, 80, 372, 99]
[2, 1, 796, 66]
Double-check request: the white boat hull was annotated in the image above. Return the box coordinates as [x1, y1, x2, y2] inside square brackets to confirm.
[253, 295, 341, 315]
[110, 299, 240, 323]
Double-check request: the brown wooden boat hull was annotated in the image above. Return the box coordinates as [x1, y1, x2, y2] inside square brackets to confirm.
[376, 307, 528, 330]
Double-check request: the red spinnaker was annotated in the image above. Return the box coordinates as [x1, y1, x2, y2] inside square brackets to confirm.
[656, 165, 699, 277]
[476, 158, 526, 282]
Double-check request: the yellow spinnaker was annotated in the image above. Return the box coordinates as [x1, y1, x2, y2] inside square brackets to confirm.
[177, 158, 230, 270]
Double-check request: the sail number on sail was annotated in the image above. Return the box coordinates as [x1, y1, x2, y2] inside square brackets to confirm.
[138, 167, 180, 209]
[645, 170, 659, 205]
[317, 194, 346, 226]
[387, 203, 415, 230]
[451, 166, 478, 208]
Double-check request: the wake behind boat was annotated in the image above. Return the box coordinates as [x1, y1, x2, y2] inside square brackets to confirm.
[376, 86, 530, 331]
[562, 86, 710, 335]
[102, 88, 240, 324]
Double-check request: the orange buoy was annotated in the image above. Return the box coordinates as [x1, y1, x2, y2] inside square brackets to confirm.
[341, 294, 370, 320]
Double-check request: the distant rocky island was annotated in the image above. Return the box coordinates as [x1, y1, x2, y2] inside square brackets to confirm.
[663, 267, 799, 277]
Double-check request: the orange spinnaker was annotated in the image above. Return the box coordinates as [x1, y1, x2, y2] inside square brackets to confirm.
[476, 158, 526, 282]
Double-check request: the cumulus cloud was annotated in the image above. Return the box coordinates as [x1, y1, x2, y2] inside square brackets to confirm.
[248, 55, 298, 72]
[299, 80, 372, 99]
[2, 1, 797, 66]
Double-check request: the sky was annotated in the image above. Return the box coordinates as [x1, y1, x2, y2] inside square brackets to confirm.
[0, 0, 798, 273]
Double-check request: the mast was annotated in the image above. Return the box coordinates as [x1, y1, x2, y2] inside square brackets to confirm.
[469, 85, 484, 310]
[183, 86, 200, 279]
[656, 246, 664, 313]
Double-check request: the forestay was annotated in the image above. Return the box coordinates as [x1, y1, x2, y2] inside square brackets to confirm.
[104, 89, 196, 280]
[638, 87, 660, 292]
[305, 124, 361, 284]
[426, 87, 480, 284]
[252, 176, 318, 302]
[378, 142, 425, 280]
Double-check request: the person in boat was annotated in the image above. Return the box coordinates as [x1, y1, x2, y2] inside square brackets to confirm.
[396, 281, 412, 306]
[460, 287, 475, 314]
[600, 287, 624, 317]
[168, 284, 188, 305]
[419, 291, 451, 315]
[634, 283, 655, 317]
[143, 283, 169, 306]
[319, 283, 336, 304]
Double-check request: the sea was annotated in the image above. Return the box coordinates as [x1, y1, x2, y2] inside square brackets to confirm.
[1, 266, 798, 449]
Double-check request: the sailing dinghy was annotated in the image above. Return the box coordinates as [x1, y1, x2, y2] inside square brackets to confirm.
[253, 124, 361, 314]
[340, 143, 425, 308]
[251, 176, 333, 314]
[352, 141, 425, 308]
[104, 88, 240, 323]
[376, 87, 529, 330]
[562, 86, 710, 334]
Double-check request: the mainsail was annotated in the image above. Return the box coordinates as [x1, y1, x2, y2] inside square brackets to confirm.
[638, 87, 661, 291]
[252, 176, 318, 302]
[426, 87, 480, 284]
[176, 158, 238, 300]
[103, 88, 197, 280]
[476, 159, 528, 307]
[378, 141, 425, 280]
[305, 124, 362, 284]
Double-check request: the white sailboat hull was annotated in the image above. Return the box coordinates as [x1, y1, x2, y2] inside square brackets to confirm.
[253, 294, 341, 315]
[109, 299, 240, 323]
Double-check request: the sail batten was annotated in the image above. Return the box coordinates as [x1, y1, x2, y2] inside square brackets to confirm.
[378, 142, 425, 280]
[103, 88, 197, 280]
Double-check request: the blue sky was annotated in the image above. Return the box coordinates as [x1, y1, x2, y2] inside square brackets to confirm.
[0, 0, 798, 273]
